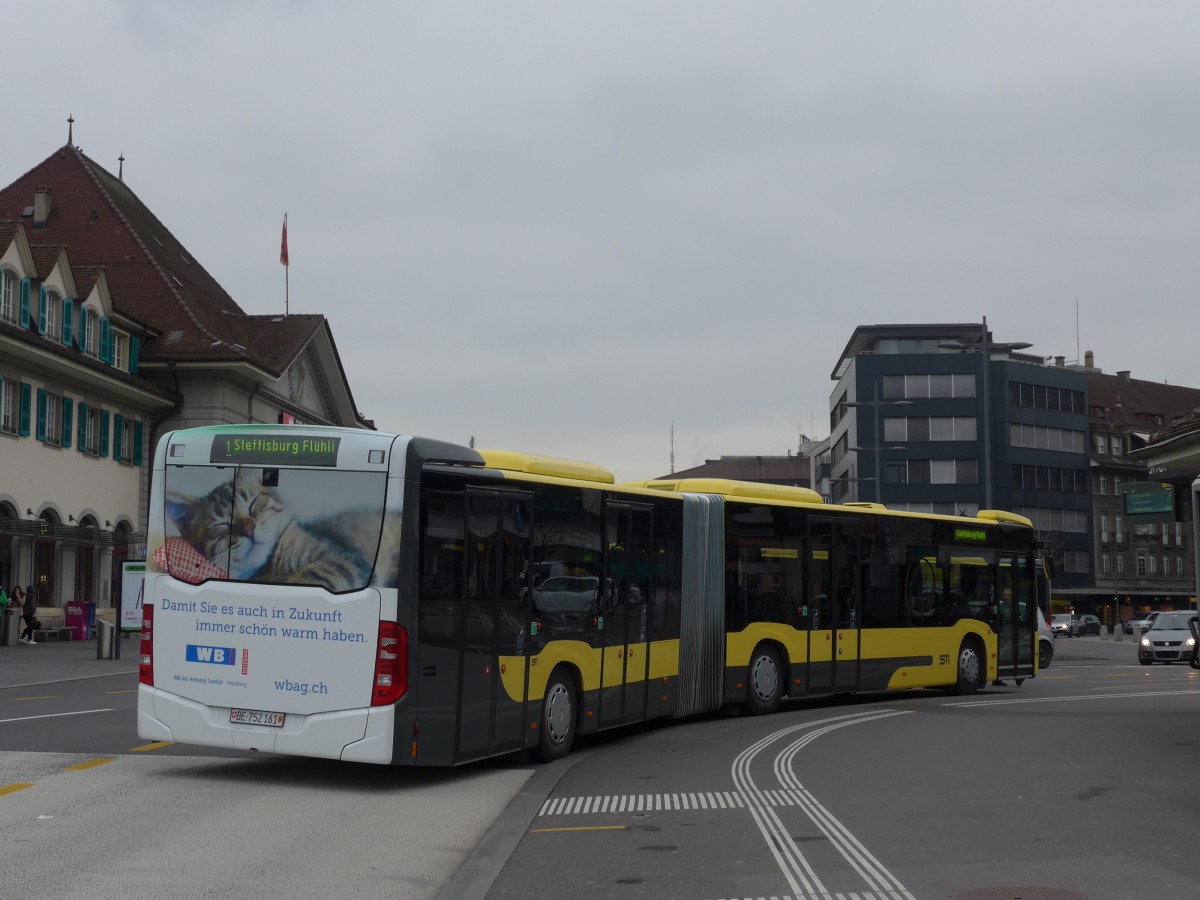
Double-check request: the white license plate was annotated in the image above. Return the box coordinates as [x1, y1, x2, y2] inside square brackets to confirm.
[229, 708, 285, 727]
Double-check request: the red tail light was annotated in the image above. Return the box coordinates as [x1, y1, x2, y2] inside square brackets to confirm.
[139, 604, 154, 686]
[372, 622, 407, 706]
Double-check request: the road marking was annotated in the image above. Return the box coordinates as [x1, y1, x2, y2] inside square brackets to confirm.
[0, 784, 34, 796]
[531, 825, 626, 833]
[733, 709, 916, 900]
[105, 689, 138, 695]
[65, 757, 116, 772]
[11, 695, 59, 702]
[0, 708, 115, 725]
[949, 688, 1200, 707]
[131, 741, 173, 752]
[541, 790, 755, 816]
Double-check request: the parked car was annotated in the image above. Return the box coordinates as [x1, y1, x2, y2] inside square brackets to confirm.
[1127, 611, 1160, 635]
[1076, 614, 1102, 636]
[1138, 611, 1199, 665]
[1050, 613, 1080, 638]
[1037, 610, 1054, 669]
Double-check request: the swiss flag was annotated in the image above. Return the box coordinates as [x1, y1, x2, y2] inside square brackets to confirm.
[280, 215, 289, 266]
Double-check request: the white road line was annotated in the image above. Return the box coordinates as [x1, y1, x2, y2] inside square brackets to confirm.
[0, 708, 115, 724]
[948, 687, 1200, 707]
[734, 709, 914, 900]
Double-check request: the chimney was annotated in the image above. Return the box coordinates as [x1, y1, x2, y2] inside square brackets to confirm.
[1084, 350, 1094, 369]
[33, 186, 52, 228]
[1055, 356, 1065, 367]
[1118, 370, 1131, 382]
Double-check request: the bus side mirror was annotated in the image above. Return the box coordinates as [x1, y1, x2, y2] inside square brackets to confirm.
[1041, 557, 1056, 581]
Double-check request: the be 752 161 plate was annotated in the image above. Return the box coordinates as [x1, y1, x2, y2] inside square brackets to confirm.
[229, 708, 285, 727]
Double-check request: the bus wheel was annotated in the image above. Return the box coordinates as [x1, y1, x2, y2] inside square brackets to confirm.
[744, 645, 783, 715]
[536, 668, 577, 762]
[952, 639, 984, 695]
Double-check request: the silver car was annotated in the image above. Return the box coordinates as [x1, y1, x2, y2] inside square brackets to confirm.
[1050, 613, 1079, 638]
[1138, 611, 1198, 665]
[1127, 610, 1160, 635]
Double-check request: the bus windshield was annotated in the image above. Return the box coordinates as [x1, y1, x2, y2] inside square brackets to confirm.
[158, 464, 388, 592]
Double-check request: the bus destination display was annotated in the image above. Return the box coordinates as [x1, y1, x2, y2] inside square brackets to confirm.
[209, 434, 341, 466]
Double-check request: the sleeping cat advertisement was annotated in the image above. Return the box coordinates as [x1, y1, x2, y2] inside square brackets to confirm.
[159, 465, 398, 592]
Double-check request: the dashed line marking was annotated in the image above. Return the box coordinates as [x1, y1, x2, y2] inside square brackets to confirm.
[131, 741, 173, 752]
[65, 757, 116, 772]
[0, 784, 34, 796]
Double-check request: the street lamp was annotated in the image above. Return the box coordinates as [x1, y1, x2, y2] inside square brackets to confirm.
[937, 333, 1031, 509]
[828, 475, 876, 504]
[843, 385, 913, 503]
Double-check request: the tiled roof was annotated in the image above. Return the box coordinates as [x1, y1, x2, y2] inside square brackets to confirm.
[1088, 371, 1200, 434]
[0, 144, 313, 377]
[658, 455, 810, 486]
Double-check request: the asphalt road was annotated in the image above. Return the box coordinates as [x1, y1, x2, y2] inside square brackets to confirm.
[4, 632, 1198, 900]
[484, 632, 1200, 900]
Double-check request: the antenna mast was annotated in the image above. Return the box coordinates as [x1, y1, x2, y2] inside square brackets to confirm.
[670, 421, 675, 475]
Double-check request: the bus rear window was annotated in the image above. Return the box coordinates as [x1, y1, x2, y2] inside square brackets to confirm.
[159, 465, 388, 592]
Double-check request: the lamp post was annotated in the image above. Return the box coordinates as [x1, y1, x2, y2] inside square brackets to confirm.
[843, 384, 912, 503]
[937, 332, 1031, 510]
[829, 475, 876, 504]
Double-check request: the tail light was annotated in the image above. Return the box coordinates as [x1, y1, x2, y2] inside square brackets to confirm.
[372, 622, 407, 706]
[139, 605, 154, 686]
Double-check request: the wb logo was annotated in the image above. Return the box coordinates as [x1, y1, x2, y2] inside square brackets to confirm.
[186, 645, 237, 666]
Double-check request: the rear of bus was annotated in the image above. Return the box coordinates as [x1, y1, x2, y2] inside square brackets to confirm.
[136, 426, 410, 764]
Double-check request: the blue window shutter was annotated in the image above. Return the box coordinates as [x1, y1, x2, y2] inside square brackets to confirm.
[114, 413, 125, 460]
[62, 396, 73, 448]
[18, 383, 31, 435]
[37, 286, 48, 335]
[19, 279, 31, 328]
[78, 402, 88, 453]
[62, 298, 74, 345]
[133, 420, 144, 465]
[36, 388, 47, 441]
[129, 336, 140, 374]
[77, 303, 86, 349]
[100, 409, 110, 458]
[99, 317, 112, 364]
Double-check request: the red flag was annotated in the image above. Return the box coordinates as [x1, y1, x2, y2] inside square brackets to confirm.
[280, 215, 289, 266]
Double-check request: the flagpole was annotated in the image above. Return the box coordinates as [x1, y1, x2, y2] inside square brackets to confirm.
[281, 213, 290, 315]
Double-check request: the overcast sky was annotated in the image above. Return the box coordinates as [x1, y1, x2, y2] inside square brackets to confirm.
[9, 2, 1199, 482]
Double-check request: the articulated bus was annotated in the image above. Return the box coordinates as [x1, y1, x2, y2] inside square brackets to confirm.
[137, 425, 1039, 766]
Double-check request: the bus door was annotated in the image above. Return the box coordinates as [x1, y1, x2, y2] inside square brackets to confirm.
[995, 554, 1035, 679]
[807, 518, 861, 693]
[599, 502, 654, 727]
[458, 489, 532, 761]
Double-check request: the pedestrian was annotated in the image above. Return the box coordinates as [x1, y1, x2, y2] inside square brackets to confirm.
[18, 584, 38, 645]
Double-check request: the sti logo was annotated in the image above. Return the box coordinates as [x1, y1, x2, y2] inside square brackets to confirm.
[186, 645, 237, 666]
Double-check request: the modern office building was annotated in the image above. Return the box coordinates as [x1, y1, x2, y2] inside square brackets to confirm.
[827, 323, 1092, 595]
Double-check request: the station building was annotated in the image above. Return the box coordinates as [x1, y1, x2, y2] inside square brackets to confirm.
[0, 132, 369, 614]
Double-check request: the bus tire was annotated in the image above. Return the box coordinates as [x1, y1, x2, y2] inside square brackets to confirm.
[952, 638, 984, 695]
[536, 667, 578, 762]
[743, 644, 784, 715]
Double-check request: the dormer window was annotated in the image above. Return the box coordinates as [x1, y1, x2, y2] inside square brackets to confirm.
[45, 291, 60, 340]
[82, 309, 98, 356]
[0, 269, 13, 322]
[113, 330, 128, 371]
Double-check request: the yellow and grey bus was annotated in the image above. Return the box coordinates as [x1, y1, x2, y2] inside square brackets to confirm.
[137, 425, 1039, 766]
